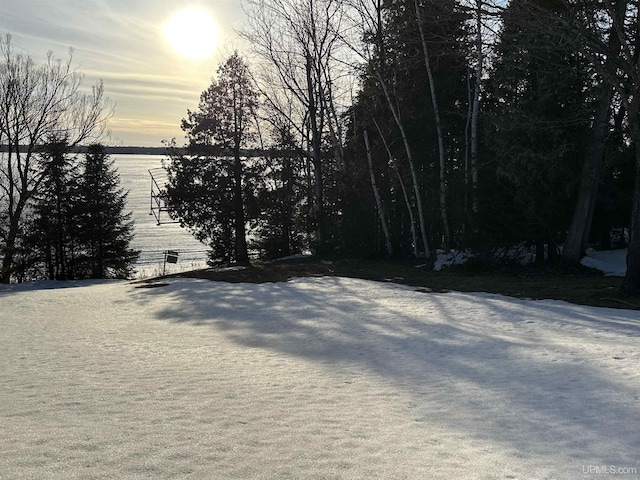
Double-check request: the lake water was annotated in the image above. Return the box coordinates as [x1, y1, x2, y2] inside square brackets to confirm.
[113, 155, 208, 277]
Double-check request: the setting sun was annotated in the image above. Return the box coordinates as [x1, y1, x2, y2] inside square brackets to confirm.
[163, 7, 219, 60]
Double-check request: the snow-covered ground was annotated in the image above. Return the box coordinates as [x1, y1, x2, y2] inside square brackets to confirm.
[114, 155, 209, 278]
[433, 247, 630, 275]
[581, 248, 628, 277]
[1, 277, 639, 479]
[1, 155, 638, 478]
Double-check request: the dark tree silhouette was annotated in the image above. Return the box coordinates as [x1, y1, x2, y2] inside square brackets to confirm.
[167, 53, 257, 265]
[75, 144, 139, 278]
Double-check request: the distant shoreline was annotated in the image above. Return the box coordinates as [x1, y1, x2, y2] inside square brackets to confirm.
[0, 145, 172, 156]
[1, 145, 305, 157]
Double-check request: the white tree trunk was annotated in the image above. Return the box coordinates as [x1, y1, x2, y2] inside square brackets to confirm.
[363, 129, 393, 255]
[373, 118, 419, 258]
[414, 0, 450, 248]
[377, 74, 430, 257]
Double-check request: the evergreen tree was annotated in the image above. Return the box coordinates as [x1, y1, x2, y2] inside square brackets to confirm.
[75, 144, 139, 278]
[482, 0, 593, 255]
[169, 52, 257, 265]
[246, 125, 309, 259]
[0, 36, 111, 284]
[28, 137, 78, 280]
[344, 0, 469, 256]
[164, 145, 237, 265]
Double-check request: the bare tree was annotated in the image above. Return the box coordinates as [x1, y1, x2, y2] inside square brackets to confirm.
[243, 0, 346, 252]
[0, 35, 111, 283]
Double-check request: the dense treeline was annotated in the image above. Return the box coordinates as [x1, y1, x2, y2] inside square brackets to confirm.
[0, 145, 171, 156]
[163, 0, 640, 292]
[168, 0, 640, 292]
[2, 2, 639, 292]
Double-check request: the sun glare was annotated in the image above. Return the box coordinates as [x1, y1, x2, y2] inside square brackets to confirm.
[163, 7, 219, 61]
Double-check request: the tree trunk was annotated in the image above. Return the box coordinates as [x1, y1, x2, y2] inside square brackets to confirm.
[55, 175, 67, 280]
[233, 147, 249, 264]
[463, 71, 472, 236]
[281, 154, 293, 257]
[414, 0, 451, 248]
[1, 230, 17, 283]
[622, 139, 640, 295]
[563, 0, 624, 262]
[1, 196, 27, 284]
[622, 125, 640, 294]
[563, 85, 613, 262]
[305, 55, 326, 253]
[469, 0, 482, 220]
[363, 129, 393, 256]
[373, 118, 419, 258]
[377, 74, 430, 257]
[619, 0, 638, 292]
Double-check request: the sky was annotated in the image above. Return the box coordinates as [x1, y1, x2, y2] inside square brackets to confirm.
[0, 0, 247, 146]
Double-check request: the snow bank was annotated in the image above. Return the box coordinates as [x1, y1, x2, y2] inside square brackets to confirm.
[433, 250, 469, 271]
[1, 277, 639, 479]
[581, 248, 628, 276]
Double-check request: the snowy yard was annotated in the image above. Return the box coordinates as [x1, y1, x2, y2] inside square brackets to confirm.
[1, 276, 639, 479]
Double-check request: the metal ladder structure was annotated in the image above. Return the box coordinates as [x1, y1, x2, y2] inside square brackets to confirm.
[148, 168, 178, 225]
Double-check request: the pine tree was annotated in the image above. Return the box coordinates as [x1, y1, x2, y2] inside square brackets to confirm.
[483, 0, 593, 254]
[167, 52, 257, 265]
[164, 145, 237, 265]
[28, 137, 78, 280]
[246, 125, 308, 259]
[75, 144, 139, 278]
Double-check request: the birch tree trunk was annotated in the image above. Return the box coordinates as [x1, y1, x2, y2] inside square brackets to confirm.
[343, 0, 429, 257]
[414, 0, 450, 248]
[374, 118, 419, 258]
[376, 74, 431, 257]
[363, 129, 393, 255]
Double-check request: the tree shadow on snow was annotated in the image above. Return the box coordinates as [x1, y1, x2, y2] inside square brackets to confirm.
[133, 276, 640, 472]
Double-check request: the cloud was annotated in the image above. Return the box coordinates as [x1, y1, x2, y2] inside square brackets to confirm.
[0, 0, 247, 146]
[86, 71, 203, 103]
[110, 116, 179, 133]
